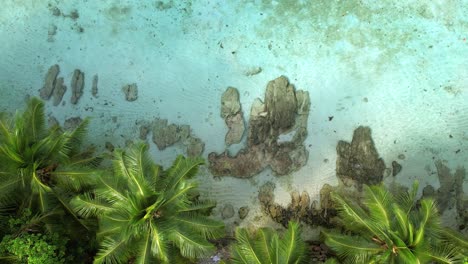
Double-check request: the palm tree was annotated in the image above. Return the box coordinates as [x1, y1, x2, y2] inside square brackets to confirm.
[230, 221, 307, 264]
[71, 142, 225, 263]
[0, 97, 100, 230]
[323, 181, 468, 263]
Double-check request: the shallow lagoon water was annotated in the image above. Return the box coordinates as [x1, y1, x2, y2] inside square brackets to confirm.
[0, 0, 467, 232]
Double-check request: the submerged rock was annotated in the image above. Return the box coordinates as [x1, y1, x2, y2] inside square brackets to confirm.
[336, 126, 386, 189]
[122, 83, 138, 102]
[257, 181, 337, 228]
[209, 76, 310, 178]
[221, 204, 235, 219]
[70, 69, 85, 104]
[221, 87, 245, 146]
[39, 64, 60, 100]
[52, 77, 67, 106]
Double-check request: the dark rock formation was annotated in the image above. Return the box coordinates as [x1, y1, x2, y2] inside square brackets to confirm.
[221, 87, 245, 145]
[238, 206, 249, 220]
[70, 69, 85, 104]
[150, 118, 205, 157]
[63, 116, 83, 130]
[209, 76, 310, 178]
[122, 83, 138, 101]
[39, 65, 60, 100]
[392, 161, 402, 176]
[336, 126, 386, 189]
[257, 181, 337, 228]
[92, 74, 99, 98]
[52, 77, 67, 106]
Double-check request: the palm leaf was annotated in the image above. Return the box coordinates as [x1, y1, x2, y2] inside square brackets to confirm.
[163, 155, 204, 191]
[363, 184, 392, 229]
[149, 220, 170, 263]
[134, 229, 154, 264]
[71, 192, 114, 218]
[94, 237, 131, 264]
[232, 228, 264, 264]
[170, 225, 215, 259]
[323, 231, 382, 259]
[22, 97, 46, 142]
[279, 221, 306, 264]
[332, 192, 380, 237]
[175, 214, 224, 239]
[113, 149, 148, 196]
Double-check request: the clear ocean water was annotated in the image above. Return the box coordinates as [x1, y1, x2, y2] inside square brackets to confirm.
[1, 0, 467, 232]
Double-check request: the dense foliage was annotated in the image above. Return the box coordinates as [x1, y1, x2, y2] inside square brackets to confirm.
[323, 182, 468, 263]
[71, 142, 225, 263]
[231, 221, 307, 264]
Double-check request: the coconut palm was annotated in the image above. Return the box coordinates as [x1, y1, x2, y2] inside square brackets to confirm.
[71, 142, 225, 263]
[231, 221, 307, 264]
[323, 181, 468, 263]
[0, 97, 100, 231]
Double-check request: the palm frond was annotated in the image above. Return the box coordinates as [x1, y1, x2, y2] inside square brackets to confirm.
[162, 155, 204, 191]
[177, 200, 216, 213]
[23, 97, 46, 142]
[332, 192, 380, 237]
[134, 230, 155, 264]
[323, 231, 382, 260]
[232, 228, 264, 264]
[279, 221, 306, 264]
[170, 225, 215, 259]
[363, 184, 393, 229]
[113, 148, 149, 197]
[175, 214, 224, 239]
[94, 237, 131, 264]
[71, 192, 114, 218]
[149, 220, 170, 263]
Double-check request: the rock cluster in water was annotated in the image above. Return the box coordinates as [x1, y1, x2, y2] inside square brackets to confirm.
[208, 76, 310, 178]
[139, 118, 205, 157]
[336, 126, 386, 190]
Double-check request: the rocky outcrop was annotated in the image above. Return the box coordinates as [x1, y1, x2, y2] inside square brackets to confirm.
[92, 74, 99, 98]
[257, 181, 337, 228]
[122, 83, 138, 102]
[148, 118, 205, 157]
[70, 69, 85, 104]
[52, 77, 67, 106]
[221, 87, 245, 145]
[424, 161, 467, 230]
[209, 76, 310, 178]
[336, 126, 386, 189]
[39, 65, 60, 100]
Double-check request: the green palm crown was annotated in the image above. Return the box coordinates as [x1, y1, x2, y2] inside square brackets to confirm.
[72, 142, 225, 263]
[323, 182, 468, 263]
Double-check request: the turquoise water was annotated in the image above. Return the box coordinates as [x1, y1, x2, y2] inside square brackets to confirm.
[0, 0, 467, 232]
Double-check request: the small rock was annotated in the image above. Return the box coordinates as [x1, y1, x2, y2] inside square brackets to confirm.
[392, 161, 402, 176]
[39, 64, 60, 100]
[221, 204, 235, 219]
[52, 77, 66, 106]
[70, 69, 85, 104]
[398, 154, 406, 160]
[186, 136, 204, 157]
[243, 66, 262, 76]
[122, 83, 138, 101]
[238, 206, 250, 220]
[63, 116, 82, 130]
[92, 74, 99, 98]
[105, 142, 115, 152]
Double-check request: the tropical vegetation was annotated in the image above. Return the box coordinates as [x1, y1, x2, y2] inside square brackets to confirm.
[71, 142, 225, 263]
[323, 181, 468, 263]
[0, 97, 101, 262]
[230, 221, 307, 264]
